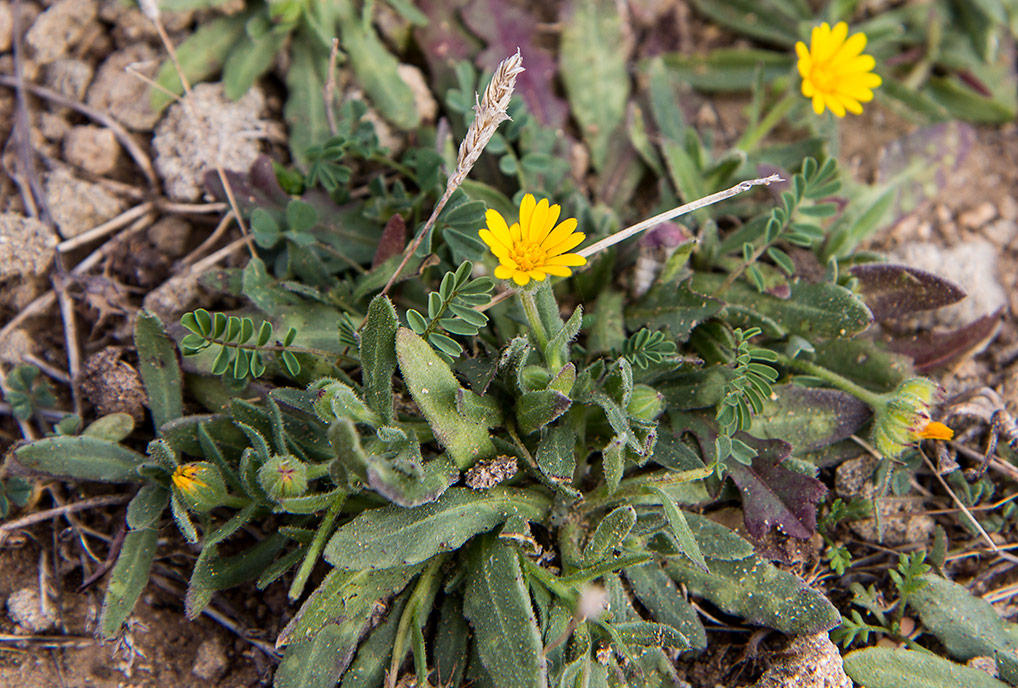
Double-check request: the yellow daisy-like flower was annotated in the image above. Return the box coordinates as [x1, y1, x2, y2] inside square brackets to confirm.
[172, 464, 207, 492]
[796, 22, 882, 117]
[479, 194, 587, 286]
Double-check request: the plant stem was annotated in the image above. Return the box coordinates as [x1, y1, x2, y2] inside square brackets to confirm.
[737, 91, 799, 152]
[776, 354, 884, 408]
[518, 288, 552, 364]
[288, 492, 346, 600]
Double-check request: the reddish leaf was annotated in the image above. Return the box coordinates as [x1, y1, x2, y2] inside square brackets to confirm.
[461, 0, 569, 128]
[850, 263, 966, 321]
[751, 385, 871, 453]
[413, 0, 481, 95]
[372, 214, 407, 268]
[887, 308, 1003, 372]
[726, 434, 827, 540]
[204, 155, 289, 215]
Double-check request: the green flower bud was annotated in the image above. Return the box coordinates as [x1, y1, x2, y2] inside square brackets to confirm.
[872, 377, 953, 460]
[627, 384, 664, 421]
[172, 462, 230, 512]
[258, 454, 309, 500]
[309, 378, 380, 426]
[520, 365, 551, 391]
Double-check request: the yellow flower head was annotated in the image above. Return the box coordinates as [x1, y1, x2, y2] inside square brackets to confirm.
[172, 464, 207, 492]
[479, 194, 587, 286]
[796, 22, 882, 117]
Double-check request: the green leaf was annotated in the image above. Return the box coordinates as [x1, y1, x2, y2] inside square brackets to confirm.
[134, 310, 183, 434]
[463, 536, 548, 688]
[535, 424, 576, 484]
[691, 273, 874, 340]
[749, 384, 871, 454]
[335, 0, 419, 129]
[186, 535, 287, 618]
[151, 14, 247, 111]
[515, 389, 572, 435]
[625, 279, 724, 342]
[223, 23, 291, 100]
[645, 486, 707, 571]
[908, 574, 1018, 683]
[360, 295, 399, 423]
[583, 505, 636, 565]
[274, 626, 351, 688]
[285, 29, 331, 167]
[98, 528, 158, 639]
[396, 328, 495, 468]
[126, 484, 169, 531]
[82, 413, 135, 442]
[624, 564, 706, 650]
[277, 565, 421, 647]
[559, 0, 629, 170]
[433, 594, 470, 688]
[657, 48, 793, 92]
[14, 436, 146, 482]
[843, 647, 1010, 688]
[324, 486, 548, 571]
[339, 588, 410, 688]
[665, 550, 839, 635]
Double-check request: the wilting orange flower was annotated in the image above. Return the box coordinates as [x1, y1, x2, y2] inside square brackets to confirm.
[479, 194, 586, 286]
[796, 22, 882, 117]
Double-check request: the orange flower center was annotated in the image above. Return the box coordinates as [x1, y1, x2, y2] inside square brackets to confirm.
[510, 244, 547, 272]
[809, 63, 836, 92]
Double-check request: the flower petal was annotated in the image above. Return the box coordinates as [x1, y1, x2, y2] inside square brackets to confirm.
[540, 264, 573, 277]
[544, 231, 586, 256]
[832, 31, 867, 64]
[824, 93, 846, 117]
[512, 271, 530, 286]
[527, 270, 547, 282]
[795, 42, 812, 78]
[519, 194, 536, 239]
[543, 252, 587, 267]
[485, 209, 514, 248]
[801, 79, 816, 97]
[812, 93, 826, 115]
[494, 264, 515, 280]
[529, 197, 550, 244]
[479, 229, 511, 258]
[540, 218, 579, 251]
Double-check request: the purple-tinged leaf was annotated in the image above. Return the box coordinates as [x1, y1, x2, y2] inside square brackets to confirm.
[850, 263, 966, 321]
[204, 155, 290, 215]
[413, 0, 481, 95]
[750, 384, 871, 453]
[461, 0, 569, 128]
[726, 434, 827, 540]
[372, 214, 407, 268]
[887, 308, 1003, 372]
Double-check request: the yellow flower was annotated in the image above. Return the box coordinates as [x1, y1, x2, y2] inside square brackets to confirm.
[172, 464, 207, 492]
[479, 194, 587, 286]
[796, 22, 882, 117]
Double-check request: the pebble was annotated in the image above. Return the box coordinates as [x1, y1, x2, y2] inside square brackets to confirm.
[64, 125, 120, 175]
[191, 637, 228, 681]
[45, 166, 125, 239]
[147, 216, 191, 256]
[25, 0, 98, 65]
[0, 2, 13, 53]
[86, 43, 161, 131]
[6, 588, 58, 633]
[44, 58, 94, 104]
[750, 633, 851, 688]
[0, 212, 58, 279]
[959, 201, 997, 229]
[152, 82, 268, 201]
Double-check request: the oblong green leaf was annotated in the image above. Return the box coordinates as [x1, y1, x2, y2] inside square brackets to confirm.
[324, 487, 549, 570]
[98, 528, 158, 639]
[463, 536, 548, 688]
[134, 310, 183, 434]
[14, 436, 146, 482]
[843, 647, 1010, 688]
[126, 484, 170, 531]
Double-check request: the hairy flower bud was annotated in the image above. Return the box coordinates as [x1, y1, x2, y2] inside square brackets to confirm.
[872, 377, 954, 460]
[258, 454, 309, 500]
[171, 462, 230, 512]
[627, 384, 664, 421]
[309, 378, 380, 426]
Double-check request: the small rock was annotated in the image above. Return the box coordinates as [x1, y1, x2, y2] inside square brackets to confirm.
[78, 346, 147, 423]
[893, 240, 1007, 329]
[64, 125, 119, 175]
[86, 43, 161, 131]
[835, 456, 936, 546]
[397, 63, 438, 123]
[25, 0, 98, 65]
[6, 588, 58, 633]
[44, 58, 94, 104]
[147, 216, 191, 256]
[751, 633, 851, 688]
[152, 82, 267, 201]
[39, 111, 71, 142]
[958, 201, 997, 230]
[0, 2, 14, 53]
[45, 166, 125, 239]
[191, 637, 228, 681]
[0, 329, 37, 366]
[99, 0, 193, 46]
[968, 656, 999, 677]
[0, 212, 58, 279]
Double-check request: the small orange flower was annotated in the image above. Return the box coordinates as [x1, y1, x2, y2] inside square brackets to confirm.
[796, 22, 882, 117]
[172, 464, 206, 492]
[916, 421, 954, 441]
[479, 194, 587, 286]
